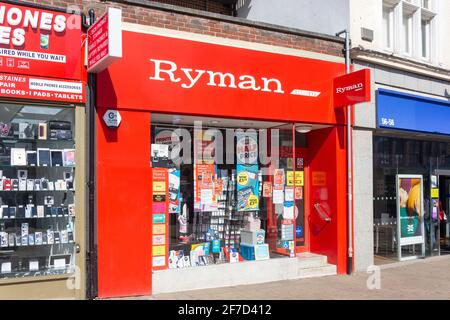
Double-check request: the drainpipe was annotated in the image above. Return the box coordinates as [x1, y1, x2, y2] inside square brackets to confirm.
[335, 29, 353, 275]
[85, 9, 98, 299]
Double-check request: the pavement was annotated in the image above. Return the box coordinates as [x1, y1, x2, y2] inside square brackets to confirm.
[143, 255, 450, 300]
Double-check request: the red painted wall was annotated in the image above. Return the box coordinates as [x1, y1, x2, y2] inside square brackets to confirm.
[307, 127, 348, 274]
[96, 109, 152, 298]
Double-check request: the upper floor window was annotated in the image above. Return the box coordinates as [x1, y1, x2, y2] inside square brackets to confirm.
[382, 0, 437, 63]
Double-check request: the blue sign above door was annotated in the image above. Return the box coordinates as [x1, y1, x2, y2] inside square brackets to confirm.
[377, 89, 450, 135]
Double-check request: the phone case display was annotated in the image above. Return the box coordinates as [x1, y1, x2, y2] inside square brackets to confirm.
[0, 105, 76, 279]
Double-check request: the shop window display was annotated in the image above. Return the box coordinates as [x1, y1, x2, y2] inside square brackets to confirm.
[373, 136, 450, 260]
[0, 104, 76, 278]
[150, 115, 306, 269]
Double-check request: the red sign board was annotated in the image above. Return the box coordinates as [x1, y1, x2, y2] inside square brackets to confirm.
[88, 7, 122, 73]
[0, 72, 85, 103]
[333, 69, 371, 107]
[0, 3, 84, 81]
[98, 30, 346, 125]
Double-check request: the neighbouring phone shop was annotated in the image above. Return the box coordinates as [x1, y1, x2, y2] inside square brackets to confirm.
[0, 3, 87, 299]
[96, 24, 351, 298]
[374, 89, 450, 262]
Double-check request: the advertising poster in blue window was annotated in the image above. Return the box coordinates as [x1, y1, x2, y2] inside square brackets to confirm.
[396, 175, 425, 252]
[237, 164, 260, 212]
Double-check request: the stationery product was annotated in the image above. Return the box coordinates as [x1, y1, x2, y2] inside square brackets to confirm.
[38, 123, 47, 140]
[21, 223, 29, 237]
[63, 149, 75, 166]
[47, 230, 54, 244]
[11, 179, 19, 191]
[26, 151, 37, 166]
[25, 205, 33, 218]
[37, 206, 44, 218]
[28, 234, 35, 246]
[1, 205, 9, 218]
[29, 260, 39, 271]
[0, 232, 8, 247]
[35, 232, 43, 245]
[19, 179, 27, 191]
[61, 230, 68, 244]
[11, 148, 27, 166]
[50, 150, 64, 167]
[19, 123, 36, 139]
[3, 179, 11, 191]
[37, 148, 51, 166]
[8, 233, 15, 247]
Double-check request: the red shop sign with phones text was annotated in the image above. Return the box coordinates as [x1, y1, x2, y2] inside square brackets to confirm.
[0, 72, 85, 103]
[333, 69, 371, 107]
[0, 3, 84, 81]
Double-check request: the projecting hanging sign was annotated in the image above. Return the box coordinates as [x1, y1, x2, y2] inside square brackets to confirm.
[333, 68, 371, 107]
[87, 7, 122, 73]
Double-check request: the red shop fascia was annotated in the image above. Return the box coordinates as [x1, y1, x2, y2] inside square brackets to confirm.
[96, 24, 351, 298]
[0, 2, 87, 104]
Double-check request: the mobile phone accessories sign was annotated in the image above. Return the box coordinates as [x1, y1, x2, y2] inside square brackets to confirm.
[0, 3, 84, 80]
[87, 7, 122, 73]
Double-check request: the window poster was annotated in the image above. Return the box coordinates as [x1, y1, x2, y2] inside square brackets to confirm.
[396, 175, 425, 247]
[237, 164, 260, 212]
[194, 130, 216, 165]
[263, 181, 273, 198]
[154, 128, 180, 167]
[168, 169, 181, 214]
[194, 164, 217, 211]
[236, 131, 258, 165]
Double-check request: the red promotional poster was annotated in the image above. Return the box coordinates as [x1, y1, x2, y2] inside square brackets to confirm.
[333, 69, 371, 107]
[0, 3, 84, 81]
[0, 72, 85, 103]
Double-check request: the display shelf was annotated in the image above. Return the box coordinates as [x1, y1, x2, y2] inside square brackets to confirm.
[0, 242, 75, 249]
[0, 216, 74, 220]
[0, 165, 75, 169]
[0, 137, 74, 142]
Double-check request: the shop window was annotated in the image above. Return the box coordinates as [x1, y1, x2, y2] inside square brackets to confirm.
[150, 115, 307, 269]
[373, 135, 450, 263]
[0, 104, 76, 279]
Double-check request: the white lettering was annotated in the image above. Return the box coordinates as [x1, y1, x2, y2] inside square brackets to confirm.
[7, 7, 22, 26]
[39, 12, 53, 31]
[0, 26, 11, 45]
[12, 28, 25, 46]
[23, 10, 39, 29]
[53, 15, 66, 33]
[149, 58, 285, 95]
[238, 75, 261, 91]
[149, 59, 181, 83]
[261, 77, 284, 93]
[207, 71, 237, 88]
[180, 68, 206, 89]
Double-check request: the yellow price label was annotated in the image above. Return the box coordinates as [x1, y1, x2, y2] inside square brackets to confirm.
[237, 172, 249, 186]
[153, 181, 166, 192]
[152, 245, 166, 256]
[247, 195, 259, 209]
